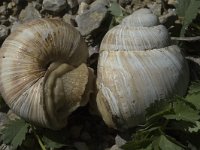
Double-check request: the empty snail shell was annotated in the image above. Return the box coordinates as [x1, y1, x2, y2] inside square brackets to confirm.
[96, 9, 189, 129]
[0, 18, 92, 130]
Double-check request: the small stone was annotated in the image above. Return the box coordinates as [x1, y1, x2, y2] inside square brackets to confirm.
[119, 0, 132, 7]
[32, 1, 42, 10]
[168, 0, 177, 6]
[70, 125, 83, 138]
[42, 0, 67, 13]
[63, 14, 76, 26]
[75, 5, 108, 36]
[78, 0, 94, 4]
[67, 0, 78, 9]
[77, 2, 89, 15]
[147, 2, 162, 16]
[7, 110, 20, 120]
[0, 25, 9, 42]
[7, 2, 14, 9]
[90, 0, 110, 8]
[115, 135, 126, 147]
[73, 142, 89, 150]
[0, 5, 7, 15]
[19, 3, 41, 22]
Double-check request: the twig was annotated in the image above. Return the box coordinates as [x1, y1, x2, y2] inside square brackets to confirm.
[171, 36, 200, 41]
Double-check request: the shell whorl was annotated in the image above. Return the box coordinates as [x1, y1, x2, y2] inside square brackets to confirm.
[0, 19, 89, 130]
[97, 9, 189, 129]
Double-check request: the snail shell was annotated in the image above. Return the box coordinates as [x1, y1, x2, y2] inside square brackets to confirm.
[97, 9, 189, 129]
[0, 19, 91, 130]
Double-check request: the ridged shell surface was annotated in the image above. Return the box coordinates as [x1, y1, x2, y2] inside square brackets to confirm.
[0, 19, 89, 130]
[97, 9, 189, 129]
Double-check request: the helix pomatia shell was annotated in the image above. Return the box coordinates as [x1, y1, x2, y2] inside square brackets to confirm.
[96, 9, 189, 129]
[0, 19, 92, 130]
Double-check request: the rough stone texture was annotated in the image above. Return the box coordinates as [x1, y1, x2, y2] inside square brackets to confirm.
[78, 0, 94, 5]
[147, 1, 162, 16]
[7, 110, 20, 120]
[19, 3, 41, 22]
[42, 0, 67, 13]
[115, 135, 127, 147]
[0, 25, 9, 42]
[67, 0, 79, 9]
[76, 5, 108, 36]
[77, 2, 89, 15]
[63, 13, 73, 25]
[90, 0, 110, 8]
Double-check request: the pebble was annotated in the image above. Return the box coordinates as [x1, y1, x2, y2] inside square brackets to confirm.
[78, 0, 94, 5]
[147, 1, 162, 16]
[0, 25, 9, 42]
[115, 135, 126, 147]
[67, 0, 79, 9]
[77, 2, 89, 15]
[90, 0, 110, 8]
[63, 13, 74, 25]
[42, 0, 67, 13]
[7, 110, 20, 120]
[19, 3, 41, 22]
[76, 4, 108, 36]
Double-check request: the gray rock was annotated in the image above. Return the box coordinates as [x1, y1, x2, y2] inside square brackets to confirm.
[63, 14, 74, 25]
[76, 5, 108, 36]
[147, 1, 162, 16]
[78, 0, 94, 4]
[42, 0, 67, 13]
[90, 0, 110, 8]
[77, 2, 89, 15]
[19, 3, 41, 22]
[0, 25, 9, 41]
[67, 0, 78, 9]
[32, 1, 42, 10]
[73, 142, 89, 150]
[115, 135, 126, 147]
[7, 110, 20, 120]
[0, 4, 7, 15]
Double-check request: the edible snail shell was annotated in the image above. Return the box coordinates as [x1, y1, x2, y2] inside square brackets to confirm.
[0, 19, 92, 130]
[96, 9, 189, 129]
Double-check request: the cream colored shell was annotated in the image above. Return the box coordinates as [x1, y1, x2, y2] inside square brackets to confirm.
[97, 9, 189, 129]
[0, 19, 90, 130]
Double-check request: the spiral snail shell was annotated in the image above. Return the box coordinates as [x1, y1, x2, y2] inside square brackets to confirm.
[0, 19, 92, 130]
[96, 9, 189, 129]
